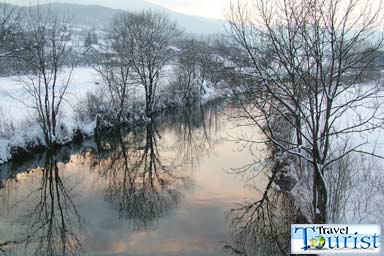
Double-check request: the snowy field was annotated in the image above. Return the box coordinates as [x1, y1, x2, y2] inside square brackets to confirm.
[0, 65, 221, 164]
[0, 67, 102, 164]
[0, 67, 100, 124]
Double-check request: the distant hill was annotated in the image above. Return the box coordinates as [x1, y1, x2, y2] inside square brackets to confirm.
[28, 3, 121, 29]
[9, 1, 226, 35]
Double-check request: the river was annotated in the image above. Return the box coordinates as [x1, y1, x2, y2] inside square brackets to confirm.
[0, 101, 298, 256]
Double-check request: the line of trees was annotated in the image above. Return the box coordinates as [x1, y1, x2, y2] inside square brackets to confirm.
[2, 1, 384, 226]
[171, 38, 224, 104]
[1, 3, 225, 148]
[93, 11, 227, 126]
[226, 0, 384, 223]
[95, 10, 182, 120]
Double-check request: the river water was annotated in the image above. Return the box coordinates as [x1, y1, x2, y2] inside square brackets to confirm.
[0, 101, 296, 256]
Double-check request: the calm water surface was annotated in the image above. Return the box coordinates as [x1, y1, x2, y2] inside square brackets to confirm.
[0, 102, 285, 256]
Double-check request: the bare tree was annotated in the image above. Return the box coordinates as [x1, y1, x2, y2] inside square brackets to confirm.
[171, 39, 200, 103]
[0, 2, 19, 58]
[227, 0, 384, 223]
[0, 2, 23, 77]
[194, 38, 223, 94]
[94, 34, 133, 123]
[17, 7, 74, 146]
[171, 38, 224, 103]
[110, 10, 182, 116]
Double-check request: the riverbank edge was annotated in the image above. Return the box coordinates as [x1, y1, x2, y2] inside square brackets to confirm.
[0, 95, 226, 167]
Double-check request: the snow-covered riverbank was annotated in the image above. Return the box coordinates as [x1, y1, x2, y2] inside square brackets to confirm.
[0, 66, 223, 165]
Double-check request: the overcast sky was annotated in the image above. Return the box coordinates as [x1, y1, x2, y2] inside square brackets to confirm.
[7, 0, 230, 19]
[148, 0, 229, 19]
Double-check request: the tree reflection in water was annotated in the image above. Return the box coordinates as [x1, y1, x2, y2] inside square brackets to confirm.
[225, 189, 299, 256]
[223, 142, 306, 255]
[160, 101, 221, 165]
[93, 102, 222, 231]
[96, 120, 186, 230]
[0, 100, 236, 255]
[94, 102, 219, 230]
[88, 100, 305, 255]
[0, 152, 84, 256]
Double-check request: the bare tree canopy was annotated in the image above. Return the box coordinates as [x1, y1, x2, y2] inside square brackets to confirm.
[109, 10, 182, 116]
[17, 7, 74, 145]
[0, 2, 20, 58]
[171, 38, 222, 103]
[227, 0, 384, 223]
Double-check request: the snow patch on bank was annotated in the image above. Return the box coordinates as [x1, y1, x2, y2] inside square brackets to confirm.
[284, 81, 384, 223]
[0, 66, 221, 164]
[0, 67, 101, 164]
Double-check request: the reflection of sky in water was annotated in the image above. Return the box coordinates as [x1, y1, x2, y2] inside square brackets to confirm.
[0, 105, 269, 256]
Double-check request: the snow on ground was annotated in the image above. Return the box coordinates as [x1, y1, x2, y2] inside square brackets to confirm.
[288, 81, 384, 223]
[334, 83, 384, 157]
[0, 67, 101, 124]
[0, 65, 221, 164]
[0, 67, 101, 164]
[331, 83, 384, 223]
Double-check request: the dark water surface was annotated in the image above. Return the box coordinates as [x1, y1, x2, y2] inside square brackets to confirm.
[0, 102, 291, 256]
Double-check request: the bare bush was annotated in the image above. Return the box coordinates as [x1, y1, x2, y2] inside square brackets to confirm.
[0, 108, 14, 139]
[74, 90, 106, 124]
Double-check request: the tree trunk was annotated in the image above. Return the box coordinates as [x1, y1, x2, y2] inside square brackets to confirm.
[313, 166, 327, 223]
